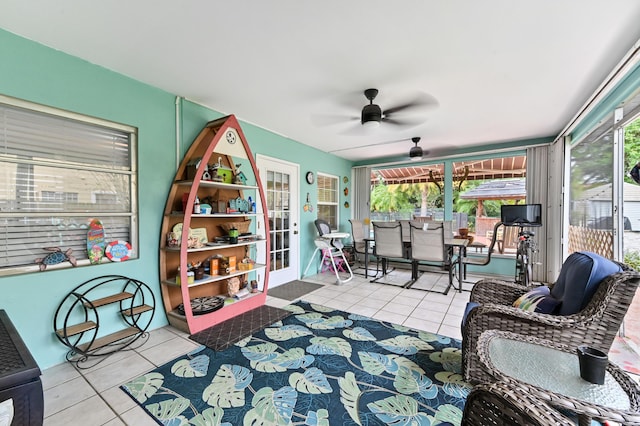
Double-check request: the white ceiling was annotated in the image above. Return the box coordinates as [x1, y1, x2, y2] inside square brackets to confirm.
[2, 1, 640, 162]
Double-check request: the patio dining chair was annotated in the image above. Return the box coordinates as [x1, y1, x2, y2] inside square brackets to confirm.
[407, 221, 453, 292]
[370, 221, 409, 285]
[461, 221, 503, 281]
[348, 219, 376, 276]
[497, 225, 519, 254]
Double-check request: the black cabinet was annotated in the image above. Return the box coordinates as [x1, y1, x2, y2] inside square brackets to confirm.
[0, 310, 43, 426]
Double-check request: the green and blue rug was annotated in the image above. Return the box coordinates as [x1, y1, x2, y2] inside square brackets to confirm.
[121, 301, 471, 425]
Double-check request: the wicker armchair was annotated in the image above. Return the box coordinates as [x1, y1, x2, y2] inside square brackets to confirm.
[462, 262, 640, 384]
[462, 381, 574, 425]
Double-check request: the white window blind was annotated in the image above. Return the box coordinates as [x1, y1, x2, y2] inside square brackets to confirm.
[317, 173, 339, 229]
[0, 96, 137, 275]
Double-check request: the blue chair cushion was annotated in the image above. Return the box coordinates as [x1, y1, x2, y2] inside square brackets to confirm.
[461, 301, 480, 333]
[550, 251, 622, 315]
[512, 286, 560, 314]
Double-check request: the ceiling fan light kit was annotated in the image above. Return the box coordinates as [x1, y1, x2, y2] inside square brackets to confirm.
[409, 137, 423, 161]
[361, 88, 382, 126]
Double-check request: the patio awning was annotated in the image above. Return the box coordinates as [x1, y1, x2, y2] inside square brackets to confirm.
[372, 156, 526, 184]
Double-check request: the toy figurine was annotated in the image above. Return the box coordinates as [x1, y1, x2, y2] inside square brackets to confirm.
[35, 247, 77, 271]
[234, 163, 248, 185]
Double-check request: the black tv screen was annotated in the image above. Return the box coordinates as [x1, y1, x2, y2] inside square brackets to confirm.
[501, 204, 542, 227]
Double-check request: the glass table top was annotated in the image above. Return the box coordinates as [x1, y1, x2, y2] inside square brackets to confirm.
[488, 337, 630, 410]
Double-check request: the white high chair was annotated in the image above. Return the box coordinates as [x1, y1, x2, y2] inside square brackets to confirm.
[303, 235, 353, 284]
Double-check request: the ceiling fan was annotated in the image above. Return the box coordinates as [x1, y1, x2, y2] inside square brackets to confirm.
[361, 88, 436, 128]
[312, 88, 437, 133]
[329, 135, 427, 160]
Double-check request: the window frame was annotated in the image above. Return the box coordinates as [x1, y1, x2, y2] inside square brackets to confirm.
[0, 94, 138, 276]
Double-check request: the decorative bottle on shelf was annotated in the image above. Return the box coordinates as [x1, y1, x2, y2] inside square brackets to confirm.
[228, 226, 239, 244]
[193, 196, 201, 214]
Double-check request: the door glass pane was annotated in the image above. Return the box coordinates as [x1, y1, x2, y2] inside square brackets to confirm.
[266, 168, 291, 272]
[267, 171, 274, 190]
[568, 113, 614, 258]
[624, 116, 640, 253]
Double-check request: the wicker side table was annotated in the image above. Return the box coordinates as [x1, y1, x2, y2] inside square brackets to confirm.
[0, 310, 44, 425]
[477, 330, 640, 426]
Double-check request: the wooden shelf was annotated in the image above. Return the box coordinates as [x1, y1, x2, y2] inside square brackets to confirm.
[162, 238, 265, 253]
[55, 321, 96, 338]
[162, 264, 266, 287]
[168, 212, 262, 219]
[84, 292, 133, 308]
[175, 180, 259, 191]
[166, 290, 264, 320]
[76, 327, 140, 352]
[121, 304, 154, 316]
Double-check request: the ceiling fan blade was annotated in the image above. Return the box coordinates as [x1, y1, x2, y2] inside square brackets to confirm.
[383, 92, 439, 116]
[382, 117, 427, 127]
[328, 137, 410, 153]
[310, 113, 359, 127]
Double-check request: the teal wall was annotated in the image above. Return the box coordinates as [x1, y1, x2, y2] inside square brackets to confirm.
[0, 28, 354, 369]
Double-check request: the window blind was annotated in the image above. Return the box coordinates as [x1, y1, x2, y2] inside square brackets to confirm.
[0, 97, 137, 275]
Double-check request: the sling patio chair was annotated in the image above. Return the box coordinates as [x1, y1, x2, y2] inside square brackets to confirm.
[370, 221, 410, 286]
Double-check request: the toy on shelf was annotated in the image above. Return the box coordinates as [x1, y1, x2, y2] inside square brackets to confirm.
[234, 163, 248, 185]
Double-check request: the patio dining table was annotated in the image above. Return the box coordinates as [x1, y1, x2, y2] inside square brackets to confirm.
[362, 234, 468, 294]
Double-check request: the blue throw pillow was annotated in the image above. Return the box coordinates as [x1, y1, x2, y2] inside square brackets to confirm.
[550, 251, 622, 315]
[513, 286, 559, 314]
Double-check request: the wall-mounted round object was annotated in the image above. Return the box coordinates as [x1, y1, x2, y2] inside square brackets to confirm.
[306, 171, 314, 184]
[106, 240, 132, 262]
[225, 129, 237, 144]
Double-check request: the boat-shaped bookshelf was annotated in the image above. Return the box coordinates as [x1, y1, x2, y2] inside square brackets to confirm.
[159, 115, 270, 334]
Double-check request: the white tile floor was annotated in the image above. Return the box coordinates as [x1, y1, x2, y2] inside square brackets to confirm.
[38, 268, 489, 425]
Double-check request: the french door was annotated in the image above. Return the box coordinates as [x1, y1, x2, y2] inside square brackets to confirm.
[256, 155, 300, 287]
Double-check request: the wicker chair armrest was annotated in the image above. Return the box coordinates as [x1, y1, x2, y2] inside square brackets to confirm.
[462, 381, 574, 426]
[466, 303, 583, 332]
[469, 278, 532, 305]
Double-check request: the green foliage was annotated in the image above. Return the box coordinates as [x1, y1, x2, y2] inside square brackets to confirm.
[624, 119, 640, 184]
[624, 249, 640, 270]
[370, 180, 437, 213]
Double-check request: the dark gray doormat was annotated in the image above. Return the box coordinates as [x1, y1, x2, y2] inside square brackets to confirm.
[267, 280, 324, 301]
[189, 305, 291, 351]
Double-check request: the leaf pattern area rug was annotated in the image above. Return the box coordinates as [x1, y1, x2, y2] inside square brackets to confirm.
[121, 301, 471, 425]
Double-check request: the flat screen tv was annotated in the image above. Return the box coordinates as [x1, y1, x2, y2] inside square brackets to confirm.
[500, 204, 542, 227]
